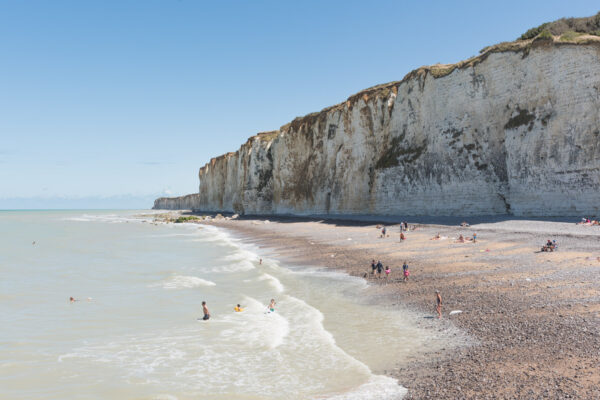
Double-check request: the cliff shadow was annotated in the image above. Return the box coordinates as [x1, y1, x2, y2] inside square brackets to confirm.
[180, 210, 581, 228]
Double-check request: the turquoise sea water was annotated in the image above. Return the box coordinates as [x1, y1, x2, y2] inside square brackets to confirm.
[0, 210, 440, 399]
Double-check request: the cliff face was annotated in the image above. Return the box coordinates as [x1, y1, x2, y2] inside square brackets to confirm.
[153, 193, 201, 210]
[154, 39, 600, 216]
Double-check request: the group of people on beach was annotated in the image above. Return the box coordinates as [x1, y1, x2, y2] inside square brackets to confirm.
[577, 217, 599, 225]
[541, 239, 558, 252]
[370, 259, 410, 282]
[379, 222, 409, 240]
[200, 298, 276, 321]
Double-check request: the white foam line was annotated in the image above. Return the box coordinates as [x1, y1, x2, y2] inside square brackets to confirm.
[150, 275, 216, 289]
[257, 273, 285, 293]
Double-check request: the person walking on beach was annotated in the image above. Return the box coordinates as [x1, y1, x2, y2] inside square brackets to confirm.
[381, 226, 386, 238]
[385, 266, 391, 282]
[371, 259, 377, 276]
[403, 261, 410, 282]
[435, 291, 442, 319]
[376, 260, 383, 279]
[202, 301, 210, 320]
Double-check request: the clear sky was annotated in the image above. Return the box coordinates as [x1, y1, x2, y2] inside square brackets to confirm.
[1, 0, 598, 208]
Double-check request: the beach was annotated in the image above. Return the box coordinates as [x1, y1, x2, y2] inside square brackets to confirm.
[187, 214, 600, 399]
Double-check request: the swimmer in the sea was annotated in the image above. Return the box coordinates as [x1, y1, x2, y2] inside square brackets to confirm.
[70, 296, 77, 303]
[268, 299, 276, 312]
[234, 304, 244, 312]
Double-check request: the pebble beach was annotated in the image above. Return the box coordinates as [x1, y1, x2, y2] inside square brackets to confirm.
[183, 214, 600, 399]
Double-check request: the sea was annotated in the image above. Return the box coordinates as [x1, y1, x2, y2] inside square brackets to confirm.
[0, 210, 444, 399]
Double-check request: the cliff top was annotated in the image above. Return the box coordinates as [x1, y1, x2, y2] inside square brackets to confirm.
[206, 11, 600, 169]
[518, 11, 600, 40]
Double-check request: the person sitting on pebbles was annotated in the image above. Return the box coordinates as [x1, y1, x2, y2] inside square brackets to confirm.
[456, 234, 465, 243]
[542, 239, 557, 252]
[431, 233, 441, 240]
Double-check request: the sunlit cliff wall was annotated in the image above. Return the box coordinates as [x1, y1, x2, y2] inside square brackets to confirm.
[155, 39, 600, 216]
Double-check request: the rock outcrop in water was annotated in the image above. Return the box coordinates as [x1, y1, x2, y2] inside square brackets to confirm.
[155, 33, 600, 216]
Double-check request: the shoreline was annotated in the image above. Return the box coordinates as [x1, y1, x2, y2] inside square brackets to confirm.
[151, 211, 600, 399]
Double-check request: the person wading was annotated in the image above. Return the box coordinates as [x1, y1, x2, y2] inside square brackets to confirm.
[202, 301, 210, 321]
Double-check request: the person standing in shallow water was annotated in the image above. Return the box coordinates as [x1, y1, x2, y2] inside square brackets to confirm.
[268, 299, 276, 312]
[202, 301, 210, 320]
[435, 291, 442, 319]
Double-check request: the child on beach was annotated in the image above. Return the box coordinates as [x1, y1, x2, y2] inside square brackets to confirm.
[385, 266, 391, 281]
[371, 259, 377, 275]
[403, 267, 410, 282]
[400, 232, 405, 241]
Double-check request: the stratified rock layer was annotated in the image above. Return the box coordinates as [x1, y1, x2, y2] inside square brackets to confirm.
[155, 40, 600, 216]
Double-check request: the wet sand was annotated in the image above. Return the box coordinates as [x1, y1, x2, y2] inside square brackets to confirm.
[157, 213, 600, 399]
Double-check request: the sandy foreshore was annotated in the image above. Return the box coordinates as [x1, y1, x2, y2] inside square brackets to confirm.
[153, 212, 600, 399]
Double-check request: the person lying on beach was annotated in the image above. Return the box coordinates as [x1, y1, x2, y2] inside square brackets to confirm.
[460, 221, 469, 227]
[234, 304, 244, 312]
[431, 233, 441, 240]
[202, 301, 210, 320]
[268, 299, 276, 312]
[456, 234, 465, 243]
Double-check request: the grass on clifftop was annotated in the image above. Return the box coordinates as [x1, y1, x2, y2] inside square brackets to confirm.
[519, 11, 600, 40]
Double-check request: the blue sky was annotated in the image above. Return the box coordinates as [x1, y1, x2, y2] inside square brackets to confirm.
[1, 0, 598, 208]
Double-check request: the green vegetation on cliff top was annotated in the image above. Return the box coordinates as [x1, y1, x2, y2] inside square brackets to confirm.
[519, 11, 600, 40]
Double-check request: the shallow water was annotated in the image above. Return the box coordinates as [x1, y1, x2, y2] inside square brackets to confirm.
[0, 210, 441, 399]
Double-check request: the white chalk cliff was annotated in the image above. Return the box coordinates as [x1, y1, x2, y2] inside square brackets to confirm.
[154, 37, 600, 216]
